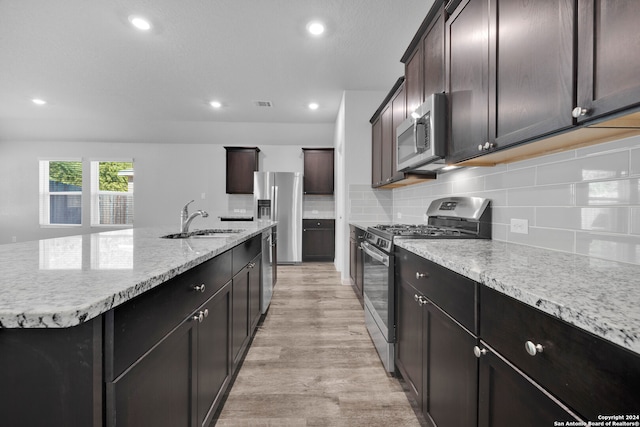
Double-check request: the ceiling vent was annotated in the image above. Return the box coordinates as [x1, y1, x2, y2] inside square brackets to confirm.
[253, 100, 273, 108]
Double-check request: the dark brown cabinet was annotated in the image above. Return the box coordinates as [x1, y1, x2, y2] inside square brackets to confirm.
[576, 0, 640, 123]
[349, 225, 365, 306]
[488, 0, 575, 151]
[445, 0, 490, 164]
[302, 219, 335, 262]
[370, 78, 407, 188]
[477, 344, 579, 427]
[302, 148, 334, 195]
[225, 147, 260, 194]
[395, 247, 478, 426]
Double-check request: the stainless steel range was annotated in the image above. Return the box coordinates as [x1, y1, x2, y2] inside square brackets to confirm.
[362, 196, 491, 373]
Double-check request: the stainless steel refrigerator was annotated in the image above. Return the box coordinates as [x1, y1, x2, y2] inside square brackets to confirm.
[254, 172, 303, 264]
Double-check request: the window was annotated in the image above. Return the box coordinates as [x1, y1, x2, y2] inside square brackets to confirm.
[39, 159, 134, 227]
[39, 160, 83, 226]
[91, 161, 134, 226]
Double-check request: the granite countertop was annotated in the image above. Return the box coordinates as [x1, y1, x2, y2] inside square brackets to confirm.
[0, 221, 276, 329]
[395, 239, 640, 355]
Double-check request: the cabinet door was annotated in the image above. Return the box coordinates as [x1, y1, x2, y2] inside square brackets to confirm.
[576, 0, 640, 122]
[423, 302, 477, 427]
[390, 84, 406, 180]
[232, 267, 250, 367]
[302, 228, 335, 261]
[303, 149, 334, 195]
[380, 104, 394, 184]
[489, 0, 574, 149]
[406, 48, 423, 115]
[197, 284, 231, 427]
[108, 319, 196, 427]
[478, 344, 580, 427]
[248, 254, 262, 331]
[225, 147, 259, 194]
[395, 279, 424, 403]
[371, 116, 383, 187]
[422, 4, 445, 98]
[446, 0, 490, 164]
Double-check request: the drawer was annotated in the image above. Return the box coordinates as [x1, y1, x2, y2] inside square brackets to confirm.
[232, 235, 261, 276]
[303, 219, 335, 230]
[480, 286, 640, 421]
[108, 250, 232, 379]
[396, 247, 477, 333]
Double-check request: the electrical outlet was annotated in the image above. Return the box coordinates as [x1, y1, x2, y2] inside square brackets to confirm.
[510, 218, 529, 234]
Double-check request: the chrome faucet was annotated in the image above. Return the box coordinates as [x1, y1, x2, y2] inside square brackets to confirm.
[180, 200, 209, 233]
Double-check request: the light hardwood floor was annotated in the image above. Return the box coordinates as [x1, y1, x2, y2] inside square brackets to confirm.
[214, 263, 422, 426]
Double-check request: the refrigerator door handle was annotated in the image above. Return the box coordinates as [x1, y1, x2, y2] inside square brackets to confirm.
[272, 185, 278, 221]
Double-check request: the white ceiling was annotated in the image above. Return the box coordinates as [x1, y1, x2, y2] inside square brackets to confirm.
[0, 0, 431, 144]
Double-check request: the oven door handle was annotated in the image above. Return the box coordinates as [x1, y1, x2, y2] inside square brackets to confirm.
[361, 241, 389, 267]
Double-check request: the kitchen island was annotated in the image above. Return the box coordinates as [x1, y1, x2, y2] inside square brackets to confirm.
[0, 221, 275, 427]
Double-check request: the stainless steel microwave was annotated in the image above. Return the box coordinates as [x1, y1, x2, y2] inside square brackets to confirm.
[396, 93, 446, 172]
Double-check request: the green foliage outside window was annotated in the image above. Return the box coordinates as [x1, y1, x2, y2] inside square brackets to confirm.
[49, 161, 82, 187]
[99, 162, 133, 192]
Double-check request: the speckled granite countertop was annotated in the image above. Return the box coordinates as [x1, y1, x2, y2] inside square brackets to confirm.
[395, 239, 640, 355]
[0, 221, 275, 329]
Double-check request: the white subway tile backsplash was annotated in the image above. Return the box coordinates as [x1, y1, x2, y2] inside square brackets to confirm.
[536, 207, 629, 234]
[507, 184, 575, 207]
[485, 167, 536, 190]
[536, 151, 629, 185]
[575, 179, 639, 206]
[493, 206, 535, 226]
[630, 148, 640, 176]
[576, 232, 640, 265]
[508, 227, 575, 253]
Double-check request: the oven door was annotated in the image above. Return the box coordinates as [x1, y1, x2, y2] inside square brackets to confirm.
[361, 241, 395, 373]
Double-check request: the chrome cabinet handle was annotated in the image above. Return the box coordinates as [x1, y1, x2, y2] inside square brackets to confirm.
[415, 272, 429, 279]
[477, 142, 494, 152]
[203, 308, 209, 318]
[572, 107, 588, 118]
[192, 311, 204, 323]
[193, 284, 206, 293]
[414, 294, 420, 302]
[525, 340, 544, 356]
[418, 296, 428, 306]
[473, 346, 488, 358]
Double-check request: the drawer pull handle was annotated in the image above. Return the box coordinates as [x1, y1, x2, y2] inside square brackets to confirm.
[203, 308, 209, 318]
[418, 296, 428, 306]
[193, 284, 206, 293]
[192, 311, 205, 323]
[473, 346, 488, 358]
[414, 294, 420, 302]
[416, 272, 429, 279]
[525, 341, 544, 356]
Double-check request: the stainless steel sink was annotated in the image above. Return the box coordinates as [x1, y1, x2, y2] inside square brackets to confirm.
[161, 229, 245, 239]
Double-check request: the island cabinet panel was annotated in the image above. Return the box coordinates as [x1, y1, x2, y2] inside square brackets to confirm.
[349, 225, 366, 305]
[480, 286, 640, 422]
[576, 0, 640, 123]
[0, 317, 103, 427]
[231, 253, 261, 370]
[107, 249, 233, 379]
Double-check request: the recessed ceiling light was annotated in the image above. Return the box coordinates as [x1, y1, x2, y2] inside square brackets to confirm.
[306, 21, 325, 36]
[209, 101, 222, 108]
[308, 102, 319, 110]
[128, 15, 152, 31]
[32, 98, 47, 105]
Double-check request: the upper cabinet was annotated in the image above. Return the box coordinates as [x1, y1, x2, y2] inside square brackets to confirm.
[402, 1, 446, 116]
[225, 147, 260, 194]
[302, 148, 334, 195]
[447, 0, 640, 165]
[575, 1, 640, 123]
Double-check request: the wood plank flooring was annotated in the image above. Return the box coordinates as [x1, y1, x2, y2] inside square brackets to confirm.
[214, 263, 421, 426]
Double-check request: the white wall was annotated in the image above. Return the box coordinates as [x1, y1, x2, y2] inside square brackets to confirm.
[0, 140, 331, 244]
[334, 90, 386, 281]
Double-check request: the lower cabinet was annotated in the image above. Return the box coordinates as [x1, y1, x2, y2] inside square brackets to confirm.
[302, 219, 335, 262]
[477, 344, 578, 427]
[232, 253, 261, 368]
[107, 283, 231, 427]
[396, 264, 477, 427]
[396, 247, 640, 426]
[349, 225, 365, 305]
